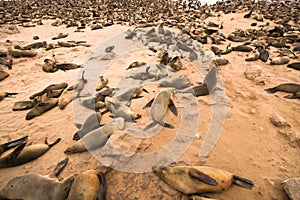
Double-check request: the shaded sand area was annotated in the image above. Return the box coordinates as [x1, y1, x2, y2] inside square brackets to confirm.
[0, 1, 300, 200]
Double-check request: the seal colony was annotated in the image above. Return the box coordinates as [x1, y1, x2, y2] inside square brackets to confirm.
[0, 0, 300, 199]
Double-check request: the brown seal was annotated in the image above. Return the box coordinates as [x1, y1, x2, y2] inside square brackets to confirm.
[67, 170, 106, 200]
[26, 98, 58, 120]
[265, 83, 300, 99]
[0, 92, 18, 101]
[0, 137, 61, 168]
[153, 166, 254, 194]
[0, 157, 74, 200]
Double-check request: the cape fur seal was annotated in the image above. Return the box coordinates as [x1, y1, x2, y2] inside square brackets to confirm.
[0, 137, 61, 168]
[64, 117, 125, 154]
[265, 83, 300, 99]
[73, 112, 102, 141]
[12, 100, 36, 111]
[96, 76, 108, 91]
[116, 86, 148, 105]
[287, 62, 300, 71]
[245, 49, 260, 61]
[143, 88, 178, 130]
[26, 98, 58, 120]
[159, 76, 192, 89]
[30, 82, 68, 100]
[153, 166, 254, 194]
[0, 92, 18, 101]
[126, 61, 146, 70]
[0, 157, 74, 200]
[104, 97, 141, 122]
[8, 48, 37, 58]
[58, 85, 76, 110]
[270, 56, 290, 65]
[66, 170, 106, 200]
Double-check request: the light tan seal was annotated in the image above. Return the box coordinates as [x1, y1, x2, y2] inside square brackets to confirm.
[143, 88, 178, 130]
[0, 137, 61, 168]
[26, 98, 58, 120]
[64, 117, 125, 154]
[67, 170, 106, 200]
[96, 76, 108, 91]
[0, 92, 18, 101]
[0, 157, 74, 200]
[153, 166, 254, 194]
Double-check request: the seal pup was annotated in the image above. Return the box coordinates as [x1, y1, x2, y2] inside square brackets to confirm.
[256, 45, 269, 62]
[232, 45, 253, 52]
[52, 33, 69, 40]
[58, 85, 76, 110]
[73, 111, 102, 141]
[0, 70, 9, 81]
[26, 98, 58, 120]
[0, 92, 18, 101]
[104, 97, 141, 122]
[116, 86, 149, 104]
[0, 157, 74, 200]
[211, 44, 232, 55]
[0, 137, 61, 168]
[64, 117, 125, 154]
[0, 136, 28, 155]
[30, 82, 68, 100]
[265, 83, 300, 98]
[287, 62, 300, 71]
[245, 49, 260, 61]
[159, 76, 192, 89]
[269, 56, 290, 65]
[153, 166, 254, 194]
[55, 63, 82, 71]
[213, 57, 229, 66]
[66, 170, 106, 200]
[126, 61, 147, 70]
[143, 88, 178, 130]
[169, 56, 183, 71]
[181, 66, 217, 97]
[12, 100, 36, 111]
[42, 55, 57, 73]
[8, 48, 37, 58]
[96, 76, 108, 91]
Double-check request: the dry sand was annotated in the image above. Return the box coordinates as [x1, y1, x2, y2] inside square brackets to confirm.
[0, 10, 299, 200]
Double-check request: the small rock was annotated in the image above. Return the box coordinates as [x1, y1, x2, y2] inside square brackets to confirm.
[270, 113, 291, 127]
[244, 65, 262, 80]
[282, 177, 300, 200]
[254, 76, 265, 86]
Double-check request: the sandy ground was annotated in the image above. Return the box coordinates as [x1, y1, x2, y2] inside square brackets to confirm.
[0, 10, 299, 200]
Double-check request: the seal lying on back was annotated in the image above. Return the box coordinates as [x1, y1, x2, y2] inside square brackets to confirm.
[67, 170, 106, 200]
[265, 83, 300, 99]
[153, 166, 254, 194]
[73, 112, 102, 141]
[0, 157, 74, 200]
[64, 118, 125, 154]
[143, 88, 178, 130]
[0, 137, 61, 168]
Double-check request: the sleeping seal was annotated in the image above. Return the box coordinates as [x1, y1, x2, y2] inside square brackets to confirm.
[67, 170, 106, 200]
[153, 166, 254, 194]
[0, 92, 18, 101]
[0, 157, 74, 200]
[0, 137, 61, 168]
[143, 88, 178, 130]
[26, 98, 58, 120]
[64, 117, 125, 154]
[0, 136, 28, 155]
[265, 83, 300, 99]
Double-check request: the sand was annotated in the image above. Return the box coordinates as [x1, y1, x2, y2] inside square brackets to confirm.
[0, 9, 299, 200]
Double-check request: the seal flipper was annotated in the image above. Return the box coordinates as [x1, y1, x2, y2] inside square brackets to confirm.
[52, 157, 69, 177]
[265, 87, 277, 94]
[45, 138, 61, 148]
[233, 175, 254, 189]
[159, 122, 175, 129]
[188, 168, 218, 186]
[6, 92, 18, 97]
[97, 173, 106, 200]
[0, 135, 28, 155]
[169, 100, 178, 116]
[74, 123, 82, 129]
[143, 98, 154, 109]
[143, 88, 149, 93]
[143, 121, 158, 131]
[7, 143, 26, 160]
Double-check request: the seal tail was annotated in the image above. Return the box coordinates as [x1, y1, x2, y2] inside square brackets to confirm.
[264, 87, 277, 94]
[45, 138, 62, 147]
[52, 157, 69, 177]
[233, 175, 254, 189]
[97, 173, 106, 200]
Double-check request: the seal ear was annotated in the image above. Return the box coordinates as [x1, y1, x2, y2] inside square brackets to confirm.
[188, 168, 218, 186]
